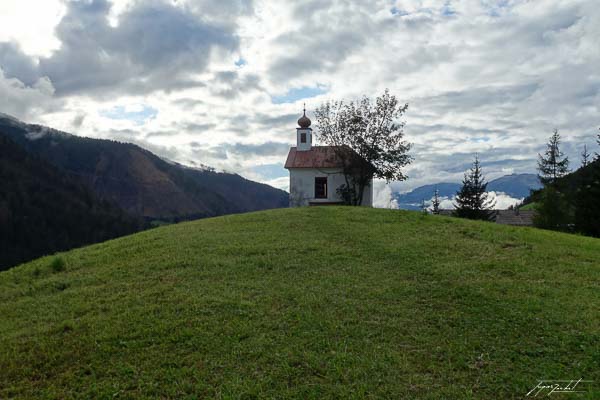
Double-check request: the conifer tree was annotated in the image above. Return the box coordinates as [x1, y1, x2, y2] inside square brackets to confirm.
[453, 156, 495, 220]
[576, 129, 600, 237]
[537, 129, 569, 186]
[534, 130, 570, 230]
[597, 129, 600, 158]
[581, 144, 590, 168]
[431, 188, 441, 215]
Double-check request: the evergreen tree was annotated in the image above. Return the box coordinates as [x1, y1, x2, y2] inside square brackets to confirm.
[453, 156, 495, 220]
[534, 130, 570, 230]
[576, 130, 600, 237]
[575, 143, 592, 231]
[581, 144, 590, 168]
[431, 188, 441, 215]
[537, 129, 569, 186]
[597, 129, 600, 159]
[535, 185, 571, 230]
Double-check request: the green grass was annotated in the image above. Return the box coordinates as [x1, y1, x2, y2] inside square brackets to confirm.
[48, 257, 66, 273]
[1, 207, 599, 399]
[519, 202, 537, 211]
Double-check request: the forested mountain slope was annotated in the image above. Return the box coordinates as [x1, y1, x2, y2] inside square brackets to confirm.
[0, 114, 288, 221]
[0, 134, 142, 270]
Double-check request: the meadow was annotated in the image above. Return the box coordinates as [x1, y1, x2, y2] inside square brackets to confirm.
[1, 207, 598, 399]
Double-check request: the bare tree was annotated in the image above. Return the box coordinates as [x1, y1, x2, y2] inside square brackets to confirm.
[314, 90, 412, 205]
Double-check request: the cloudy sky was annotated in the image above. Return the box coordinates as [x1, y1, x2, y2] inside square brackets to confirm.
[1, 0, 599, 200]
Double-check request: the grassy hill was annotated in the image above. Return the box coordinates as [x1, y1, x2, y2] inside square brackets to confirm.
[1, 207, 599, 399]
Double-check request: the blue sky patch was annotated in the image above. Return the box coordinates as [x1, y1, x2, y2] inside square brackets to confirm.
[486, 0, 511, 17]
[390, 7, 409, 16]
[235, 57, 247, 67]
[441, 1, 456, 17]
[100, 105, 157, 125]
[271, 86, 328, 104]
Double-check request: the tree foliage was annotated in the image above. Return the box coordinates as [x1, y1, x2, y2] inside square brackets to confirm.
[537, 129, 569, 186]
[534, 130, 570, 231]
[0, 134, 144, 270]
[534, 185, 571, 230]
[574, 129, 600, 236]
[453, 156, 495, 220]
[315, 90, 412, 205]
[581, 144, 590, 168]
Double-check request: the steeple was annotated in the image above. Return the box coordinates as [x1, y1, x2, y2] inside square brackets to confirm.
[297, 103, 311, 128]
[296, 105, 312, 151]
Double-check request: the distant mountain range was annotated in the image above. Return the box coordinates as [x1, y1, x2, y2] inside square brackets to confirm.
[0, 114, 288, 269]
[394, 173, 542, 210]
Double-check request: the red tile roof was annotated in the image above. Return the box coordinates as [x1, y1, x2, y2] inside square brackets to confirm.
[286, 146, 377, 171]
[285, 146, 346, 169]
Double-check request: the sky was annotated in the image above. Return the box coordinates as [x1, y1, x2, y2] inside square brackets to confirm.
[1, 0, 599, 205]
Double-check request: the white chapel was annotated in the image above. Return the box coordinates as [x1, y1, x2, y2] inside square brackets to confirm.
[284, 109, 374, 207]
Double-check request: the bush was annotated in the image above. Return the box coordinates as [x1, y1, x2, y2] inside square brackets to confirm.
[49, 257, 66, 273]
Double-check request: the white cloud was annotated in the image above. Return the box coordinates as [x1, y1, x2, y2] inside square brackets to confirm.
[488, 191, 523, 210]
[373, 181, 399, 209]
[0, 0, 65, 57]
[0, 0, 599, 190]
[0, 70, 58, 120]
[437, 191, 522, 210]
[439, 197, 455, 210]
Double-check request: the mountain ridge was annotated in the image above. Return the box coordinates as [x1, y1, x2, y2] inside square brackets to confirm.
[394, 173, 542, 210]
[0, 114, 289, 221]
[0, 113, 289, 269]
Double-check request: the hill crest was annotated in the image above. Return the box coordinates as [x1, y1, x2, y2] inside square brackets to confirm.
[1, 207, 598, 398]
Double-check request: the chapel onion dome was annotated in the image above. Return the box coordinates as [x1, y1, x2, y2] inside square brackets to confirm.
[297, 109, 311, 128]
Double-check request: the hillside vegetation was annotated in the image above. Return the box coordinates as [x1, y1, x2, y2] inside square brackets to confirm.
[1, 207, 599, 399]
[0, 113, 287, 269]
[0, 114, 288, 221]
[0, 134, 142, 271]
